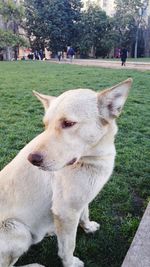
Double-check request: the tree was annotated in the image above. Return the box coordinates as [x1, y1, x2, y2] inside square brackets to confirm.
[113, 0, 149, 57]
[78, 5, 114, 58]
[0, 28, 27, 47]
[24, 0, 82, 53]
[0, 0, 26, 60]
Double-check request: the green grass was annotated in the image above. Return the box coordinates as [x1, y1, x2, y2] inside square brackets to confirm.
[0, 61, 149, 267]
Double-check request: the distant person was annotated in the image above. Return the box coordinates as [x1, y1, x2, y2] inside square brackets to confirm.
[57, 51, 62, 61]
[34, 50, 39, 60]
[120, 47, 128, 66]
[39, 49, 44, 60]
[67, 47, 75, 62]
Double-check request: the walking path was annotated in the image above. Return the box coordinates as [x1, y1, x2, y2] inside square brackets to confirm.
[51, 58, 150, 71]
[122, 202, 150, 267]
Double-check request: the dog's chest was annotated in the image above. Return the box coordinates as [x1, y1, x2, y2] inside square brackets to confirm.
[55, 160, 114, 209]
[77, 163, 111, 201]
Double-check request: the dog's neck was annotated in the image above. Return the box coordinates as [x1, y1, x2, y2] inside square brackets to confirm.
[78, 122, 117, 166]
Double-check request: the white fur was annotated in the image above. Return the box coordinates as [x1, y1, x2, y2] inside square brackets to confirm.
[0, 79, 132, 267]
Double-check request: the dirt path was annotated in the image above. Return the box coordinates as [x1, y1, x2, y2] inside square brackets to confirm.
[51, 58, 150, 71]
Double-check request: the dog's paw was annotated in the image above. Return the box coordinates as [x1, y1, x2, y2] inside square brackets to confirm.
[72, 257, 84, 267]
[82, 221, 100, 234]
[63, 256, 84, 267]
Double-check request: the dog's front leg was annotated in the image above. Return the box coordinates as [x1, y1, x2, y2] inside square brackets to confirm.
[80, 205, 100, 234]
[53, 210, 84, 267]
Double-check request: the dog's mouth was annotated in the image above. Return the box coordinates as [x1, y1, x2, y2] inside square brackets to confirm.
[66, 157, 77, 166]
[39, 158, 78, 171]
[28, 153, 78, 171]
[39, 165, 52, 171]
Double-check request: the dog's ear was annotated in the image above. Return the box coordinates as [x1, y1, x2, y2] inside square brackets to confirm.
[33, 91, 56, 112]
[97, 78, 132, 121]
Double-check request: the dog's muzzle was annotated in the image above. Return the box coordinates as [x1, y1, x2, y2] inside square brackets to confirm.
[28, 153, 43, 167]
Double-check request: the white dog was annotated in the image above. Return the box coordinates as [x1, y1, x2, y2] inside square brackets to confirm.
[0, 78, 132, 267]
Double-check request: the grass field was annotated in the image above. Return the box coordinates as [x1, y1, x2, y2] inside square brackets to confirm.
[0, 61, 149, 267]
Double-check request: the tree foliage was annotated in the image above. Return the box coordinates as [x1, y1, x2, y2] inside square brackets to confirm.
[0, 29, 27, 47]
[0, 0, 24, 24]
[1, 0, 148, 59]
[113, 0, 149, 51]
[24, 0, 83, 52]
[0, 0, 26, 49]
[78, 5, 114, 57]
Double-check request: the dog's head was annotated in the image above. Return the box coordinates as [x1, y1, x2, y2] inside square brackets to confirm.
[28, 78, 132, 171]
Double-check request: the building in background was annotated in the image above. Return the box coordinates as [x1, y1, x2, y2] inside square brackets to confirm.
[82, 0, 115, 16]
[99, 0, 115, 16]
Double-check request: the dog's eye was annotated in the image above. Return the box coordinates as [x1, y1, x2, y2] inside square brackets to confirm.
[61, 120, 76, 129]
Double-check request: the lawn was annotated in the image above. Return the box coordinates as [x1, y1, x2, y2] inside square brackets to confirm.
[0, 61, 149, 267]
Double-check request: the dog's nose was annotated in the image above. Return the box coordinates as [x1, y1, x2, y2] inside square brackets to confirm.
[28, 153, 43, 166]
